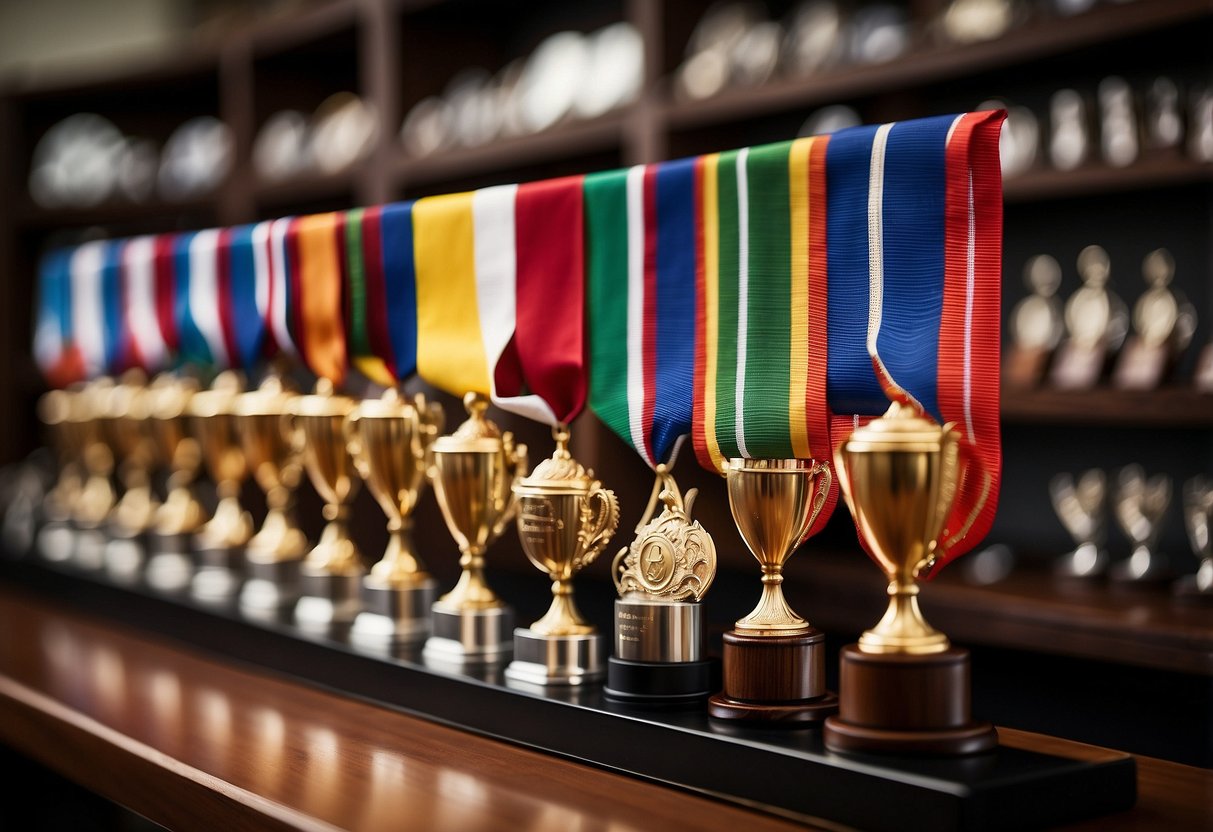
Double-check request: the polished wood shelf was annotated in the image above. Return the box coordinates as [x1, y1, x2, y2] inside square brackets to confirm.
[253, 167, 359, 208]
[248, 0, 358, 57]
[1000, 387, 1213, 428]
[660, 0, 1211, 132]
[1004, 157, 1213, 203]
[11, 196, 219, 231]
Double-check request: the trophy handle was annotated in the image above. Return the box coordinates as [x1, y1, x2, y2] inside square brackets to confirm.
[574, 485, 620, 573]
[492, 437, 528, 539]
[344, 410, 371, 480]
[799, 462, 832, 546]
[935, 436, 992, 565]
[610, 545, 628, 594]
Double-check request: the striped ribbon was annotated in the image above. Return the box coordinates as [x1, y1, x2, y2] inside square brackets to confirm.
[227, 223, 269, 369]
[415, 177, 586, 425]
[587, 159, 697, 468]
[285, 213, 348, 384]
[70, 240, 108, 378]
[121, 236, 169, 373]
[343, 204, 417, 385]
[34, 248, 82, 385]
[265, 217, 299, 360]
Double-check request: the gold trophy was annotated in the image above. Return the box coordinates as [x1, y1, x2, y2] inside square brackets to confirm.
[605, 465, 718, 703]
[292, 378, 364, 632]
[423, 393, 527, 667]
[1177, 476, 1213, 599]
[234, 371, 308, 615]
[1112, 248, 1197, 391]
[505, 426, 619, 687]
[72, 377, 118, 570]
[35, 387, 84, 562]
[824, 402, 997, 755]
[1049, 245, 1128, 390]
[707, 458, 838, 723]
[188, 371, 253, 602]
[347, 388, 444, 649]
[146, 375, 207, 593]
[102, 370, 160, 583]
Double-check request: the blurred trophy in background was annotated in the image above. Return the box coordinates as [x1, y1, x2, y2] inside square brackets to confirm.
[1004, 254, 1064, 389]
[1098, 76, 1139, 168]
[1049, 89, 1090, 172]
[36, 388, 83, 561]
[1050, 245, 1128, 390]
[1177, 476, 1213, 599]
[347, 389, 444, 650]
[292, 379, 364, 633]
[188, 371, 252, 602]
[146, 375, 207, 593]
[235, 372, 307, 616]
[1112, 465, 1172, 583]
[72, 378, 117, 570]
[506, 426, 619, 687]
[424, 394, 527, 668]
[103, 370, 159, 583]
[1112, 249, 1196, 391]
[1050, 469, 1110, 578]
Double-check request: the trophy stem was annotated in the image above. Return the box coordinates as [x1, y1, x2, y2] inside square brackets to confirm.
[437, 545, 501, 610]
[858, 579, 950, 655]
[530, 579, 593, 637]
[735, 565, 809, 634]
[370, 519, 428, 585]
[305, 505, 361, 576]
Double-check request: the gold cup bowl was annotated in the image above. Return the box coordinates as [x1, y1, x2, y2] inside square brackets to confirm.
[145, 375, 207, 592]
[101, 371, 160, 581]
[70, 378, 118, 569]
[424, 393, 527, 665]
[35, 387, 85, 561]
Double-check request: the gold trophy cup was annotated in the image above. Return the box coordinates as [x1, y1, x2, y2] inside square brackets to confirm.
[505, 426, 619, 687]
[707, 458, 839, 723]
[146, 375, 208, 592]
[423, 393, 527, 667]
[292, 378, 364, 632]
[35, 387, 85, 562]
[825, 402, 997, 754]
[234, 372, 308, 615]
[347, 388, 445, 649]
[72, 377, 118, 570]
[102, 370, 160, 583]
[188, 371, 253, 602]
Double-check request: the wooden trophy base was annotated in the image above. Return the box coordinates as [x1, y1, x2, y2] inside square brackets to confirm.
[825, 645, 997, 755]
[708, 629, 838, 725]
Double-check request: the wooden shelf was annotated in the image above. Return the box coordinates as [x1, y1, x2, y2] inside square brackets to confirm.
[1000, 387, 1213, 428]
[11, 196, 219, 231]
[1004, 157, 1213, 203]
[661, 0, 1211, 133]
[248, 0, 358, 58]
[252, 166, 358, 208]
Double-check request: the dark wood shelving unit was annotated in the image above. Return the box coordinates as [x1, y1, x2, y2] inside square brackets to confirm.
[1004, 157, 1213, 203]
[252, 167, 359, 210]
[1001, 387, 1213, 428]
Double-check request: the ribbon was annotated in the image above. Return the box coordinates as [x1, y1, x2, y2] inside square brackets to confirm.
[286, 213, 348, 384]
[70, 241, 107, 378]
[344, 206, 404, 386]
[587, 160, 696, 468]
[227, 223, 268, 369]
[121, 236, 169, 373]
[33, 248, 83, 386]
[153, 234, 179, 358]
[266, 217, 299, 360]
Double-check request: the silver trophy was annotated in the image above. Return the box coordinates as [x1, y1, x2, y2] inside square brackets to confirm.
[1177, 477, 1213, 598]
[1050, 469, 1110, 578]
[1111, 465, 1171, 583]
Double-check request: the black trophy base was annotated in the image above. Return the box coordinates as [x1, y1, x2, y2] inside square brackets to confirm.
[604, 656, 717, 704]
[191, 544, 245, 604]
[239, 558, 303, 620]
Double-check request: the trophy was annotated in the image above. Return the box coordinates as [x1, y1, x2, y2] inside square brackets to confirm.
[1049, 245, 1128, 390]
[1145, 77, 1184, 152]
[1004, 254, 1063, 389]
[1176, 476, 1213, 599]
[505, 426, 619, 687]
[423, 394, 527, 667]
[825, 403, 997, 755]
[605, 466, 717, 703]
[103, 370, 160, 583]
[708, 458, 838, 723]
[292, 378, 364, 631]
[146, 375, 207, 593]
[346, 388, 445, 649]
[188, 371, 253, 602]
[72, 377, 117, 570]
[1049, 89, 1089, 172]
[1113, 249, 1197, 391]
[1050, 469, 1111, 578]
[1111, 465, 1172, 584]
[35, 387, 84, 562]
[234, 372, 308, 615]
[1098, 76, 1139, 168]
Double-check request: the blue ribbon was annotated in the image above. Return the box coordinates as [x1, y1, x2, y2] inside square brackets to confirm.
[172, 231, 210, 367]
[100, 240, 126, 373]
[35, 248, 73, 372]
[380, 202, 417, 378]
[228, 224, 266, 368]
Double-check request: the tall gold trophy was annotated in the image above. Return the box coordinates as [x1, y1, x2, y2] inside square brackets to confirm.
[102, 370, 160, 583]
[35, 387, 84, 562]
[707, 459, 839, 723]
[824, 402, 997, 755]
[188, 371, 253, 602]
[347, 388, 444, 649]
[235, 372, 308, 615]
[72, 377, 117, 570]
[146, 375, 207, 593]
[505, 426, 619, 687]
[423, 394, 527, 667]
[292, 378, 364, 632]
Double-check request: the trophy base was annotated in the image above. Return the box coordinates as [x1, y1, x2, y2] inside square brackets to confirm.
[504, 629, 604, 687]
[350, 577, 438, 651]
[73, 528, 107, 571]
[37, 521, 76, 563]
[190, 544, 245, 604]
[1109, 549, 1172, 584]
[103, 535, 146, 585]
[604, 656, 716, 704]
[824, 645, 998, 756]
[708, 629, 837, 725]
[423, 605, 514, 667]
[1054, 543, 1109, 579]
[239, 559, 303, 619]
[295, 570, 363, 632]
[145, 533, 195, 594]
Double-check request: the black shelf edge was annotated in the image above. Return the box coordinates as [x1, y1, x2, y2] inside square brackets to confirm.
[0, 555, 1137, 832]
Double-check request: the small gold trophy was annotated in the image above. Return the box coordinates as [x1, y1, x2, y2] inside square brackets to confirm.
[1177, 476, 1213, 600]
[423, 394, 527, 667]
[707, 458, 838, 723]
[188, 371, 253, 602]
[35, 387, 84, 562]
[292, 378, 364, 632]
[1003, 254, 1063, 389]
[1112, 249, 1197, 391]
[72, 377, 118, 570]
[1049, 245, 1128, 390]
[102, 370, 160, 583]
[605, 466, 718, 703]
[146, 375, 208, 593]
[503, 426, 618, 688]
[347, 388, 445, 649]
[234, 371, 308, 615]
[825, 403, 997, 755]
